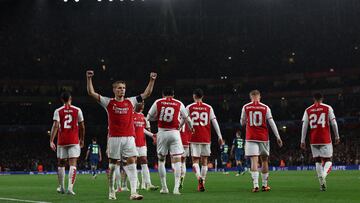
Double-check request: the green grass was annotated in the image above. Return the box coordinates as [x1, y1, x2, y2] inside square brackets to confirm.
[0, 171, 359, 203]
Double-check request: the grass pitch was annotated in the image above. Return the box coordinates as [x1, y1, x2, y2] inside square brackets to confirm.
[0, 170, 359, 203]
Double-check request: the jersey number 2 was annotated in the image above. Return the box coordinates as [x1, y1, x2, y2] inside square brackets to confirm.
[64, 114, 73, 129]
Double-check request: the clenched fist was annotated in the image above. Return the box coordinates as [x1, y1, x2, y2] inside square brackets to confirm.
[86, 70, 94, 78]
[150, 72, 157, 80]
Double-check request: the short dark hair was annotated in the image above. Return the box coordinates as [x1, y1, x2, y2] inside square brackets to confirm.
[313, 92, 323, 101]
[193, 88, 204, 99]
[162, 87, 175, 96]
[92, 137, 97, 142]
[60, 92, 71, 103]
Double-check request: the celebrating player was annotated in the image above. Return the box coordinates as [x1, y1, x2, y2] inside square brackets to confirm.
[49, 92, 85, 195]
[300, 93, 340, 191]
[85, 137, 102, 179]
[231, 130, 246, 176]
[86, 70, 157, 200]
[240, 90, 283, 192]
[147, 87, 193, 195]
[187, 88, 223, 192]
[133, 102, 159, 191]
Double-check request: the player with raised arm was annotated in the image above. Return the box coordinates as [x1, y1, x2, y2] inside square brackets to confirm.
[133, 102, 159, 191]
[186, 88, 223, 192]
[240, 90, 283, 192]
[86, 70, 157, 200]
[85, 137, 102, 179]
[147, 87, 193, 195]
[49, 92, 85, 195]
[300, 93, 340, 191]
[231, 130, 246, 176]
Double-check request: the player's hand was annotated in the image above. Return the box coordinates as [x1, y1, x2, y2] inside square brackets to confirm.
[300, 142, 306, 150]
[50, 141, 56, 151]
[99, 157, 102, 162]
[190, 127, 195, 134]
[80, 140, 84, 148]
[277, 138, 283, 148]
[218, 138, 224, 146]
[150, 72, 157, 80]
[335, 138, 340, 145]
[86, 70, 94, 78]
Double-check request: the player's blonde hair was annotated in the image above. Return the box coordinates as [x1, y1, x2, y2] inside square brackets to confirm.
[249, 89, 261, 97]
[112, 80, 126, 88]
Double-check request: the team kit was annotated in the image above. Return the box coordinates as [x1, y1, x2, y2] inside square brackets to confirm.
[49, 71, 340, 200]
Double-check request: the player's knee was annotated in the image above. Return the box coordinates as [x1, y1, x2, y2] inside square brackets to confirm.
[260, 155, 269, 162]
[172, 155, 181, 163]
[139, 156, 147, 164]
[58, 159, 66, 166]
[127, 156, 136, 164]
[109, 158, 118, 164]
[158, 155, 165, 162]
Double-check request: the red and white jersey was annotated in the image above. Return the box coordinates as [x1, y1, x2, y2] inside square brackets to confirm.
[187, 102, 216, 144]
[53, 104, 84, 146]
[241, 101, 272, 142]
[180, 120, 192, 146]
[302, 103, 335, 145]
[147, 97, 188, 130]
[99, 95, 140, 137]
[133, 112, 150, 147]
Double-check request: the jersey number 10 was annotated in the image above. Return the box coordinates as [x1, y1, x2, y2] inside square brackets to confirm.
[249, 111, 263, 126]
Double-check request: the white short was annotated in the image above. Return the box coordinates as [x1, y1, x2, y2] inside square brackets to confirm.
[137, 146, 147, 157]
[157, 130, 184, 156]
[311, 144, 333, 158]
[57, 144, 80, 159]
[190, 143, 211, 157]
[182, 146, 190, 158]
[108, 136, 138, 160]
[245, 141, 270, 156]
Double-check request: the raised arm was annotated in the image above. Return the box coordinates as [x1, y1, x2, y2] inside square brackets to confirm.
[140, 72, 157, 99]
[86, 70, 100, 101]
